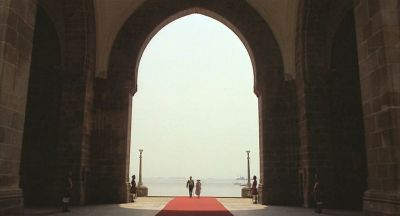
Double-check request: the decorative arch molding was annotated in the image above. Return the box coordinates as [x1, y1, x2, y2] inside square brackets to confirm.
[133, 8, 257, 95]
[295, 0, 329, 85]
[106, 0, 284, 96]
[326, 0, 355, 45]
[326, 0, 355, 71]
[36, 0, 66, 64]
[295, 0, 355, 82]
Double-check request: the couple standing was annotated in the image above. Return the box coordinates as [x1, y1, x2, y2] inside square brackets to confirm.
[186, 176, 201, 198]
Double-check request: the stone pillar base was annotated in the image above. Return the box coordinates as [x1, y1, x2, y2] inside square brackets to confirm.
[0, 188, 24, 216]
[241, 187, 251, 198]
[364, 190, 400, 216]
[137, 185, 148, 197]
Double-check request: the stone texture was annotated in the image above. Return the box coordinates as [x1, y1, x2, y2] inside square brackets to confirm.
[354, 0, 400, 215]
[295, 0, 369, 210]
[19, 0, 95, 208]
[0, 0, 37, 215]
[259, 79, 299, 206]
[0, 1, 398, 216]
[20, 5, 63, 206]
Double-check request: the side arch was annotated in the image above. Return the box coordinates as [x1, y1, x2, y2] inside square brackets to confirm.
[295, 0, 367, 209]
[21, 0, 97, 206]
[20, 5, 62, 206]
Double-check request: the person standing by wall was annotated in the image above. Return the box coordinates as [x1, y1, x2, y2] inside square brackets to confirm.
[61, 171, 73, 212]
[251, 175, 258, 204]
[186, 176, 195, 198]
[130, 175, 137, 202]
[313, 174, 323, 213]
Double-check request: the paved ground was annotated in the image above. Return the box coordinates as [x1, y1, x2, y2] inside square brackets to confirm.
[25, 197, 363, 216]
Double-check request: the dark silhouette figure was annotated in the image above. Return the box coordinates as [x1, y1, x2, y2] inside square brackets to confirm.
[251, 175, 258, 204]
[195, 179, 202, 198]
[186, 176, 195, 198]
[314, 174, 323, 213]
[130, 175, 137, 202]
[61, 171, 72, 212]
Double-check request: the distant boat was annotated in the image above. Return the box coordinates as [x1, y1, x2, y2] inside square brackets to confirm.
[234, 176, 247, 186]
[233, 182, 247, 186]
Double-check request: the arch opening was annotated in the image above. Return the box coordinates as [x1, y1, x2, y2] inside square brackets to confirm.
[129, 13, 260, 197]
[94, 0, 288, 204]
[131, 8, 258, 95]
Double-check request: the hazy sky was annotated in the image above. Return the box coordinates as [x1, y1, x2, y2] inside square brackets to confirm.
[129, 14, 259, 179]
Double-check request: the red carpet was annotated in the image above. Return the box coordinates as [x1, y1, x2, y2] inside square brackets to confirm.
[156, 197, 234, 216]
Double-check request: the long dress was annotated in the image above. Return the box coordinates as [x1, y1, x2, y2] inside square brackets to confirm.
[130, 179, 136, 194]
[195, 182, 201, 196]
[251, 179, 258, 195]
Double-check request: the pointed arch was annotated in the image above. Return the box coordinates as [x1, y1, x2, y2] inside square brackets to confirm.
[107, 0, 283, 95]
[91, 0, 288, 204]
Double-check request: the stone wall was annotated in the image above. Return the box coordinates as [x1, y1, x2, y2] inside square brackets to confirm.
[0, 0, 37, 215]
[296, 0, 368, 209]
[259, 79, 300, 205]
[19, 0, 96, 207]
[20, 6, 62, 206]
[90, 79, 132, 204]
[0, 1, 399, 216]
[296, 0, 336, 208]
[329, 10, 367, 209]
[354, 0, 400, 215]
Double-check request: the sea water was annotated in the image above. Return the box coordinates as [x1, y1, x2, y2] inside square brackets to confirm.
[141, 177, 247, 197]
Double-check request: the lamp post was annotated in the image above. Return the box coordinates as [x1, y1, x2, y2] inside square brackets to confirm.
[246, 150, 251, 187]
[241, 150, 252, 197]
[136, 149, 148, 196]
[138, 149, 143, 186]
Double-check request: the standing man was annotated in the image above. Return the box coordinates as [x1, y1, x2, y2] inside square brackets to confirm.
[251, 175, 258, 204]
[186, 176, 195, 198]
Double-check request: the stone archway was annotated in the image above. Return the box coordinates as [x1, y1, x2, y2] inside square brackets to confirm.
[20, 0, 96, 206]
[295, 0, 367, 210]
[90, 0, 299, 205]
[0, 0, 96, 213]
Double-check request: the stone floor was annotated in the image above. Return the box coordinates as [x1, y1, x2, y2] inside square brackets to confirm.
[24, 197, 363, 216]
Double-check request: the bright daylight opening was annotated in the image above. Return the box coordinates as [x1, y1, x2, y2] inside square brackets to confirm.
[129, 14, 259, 197]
